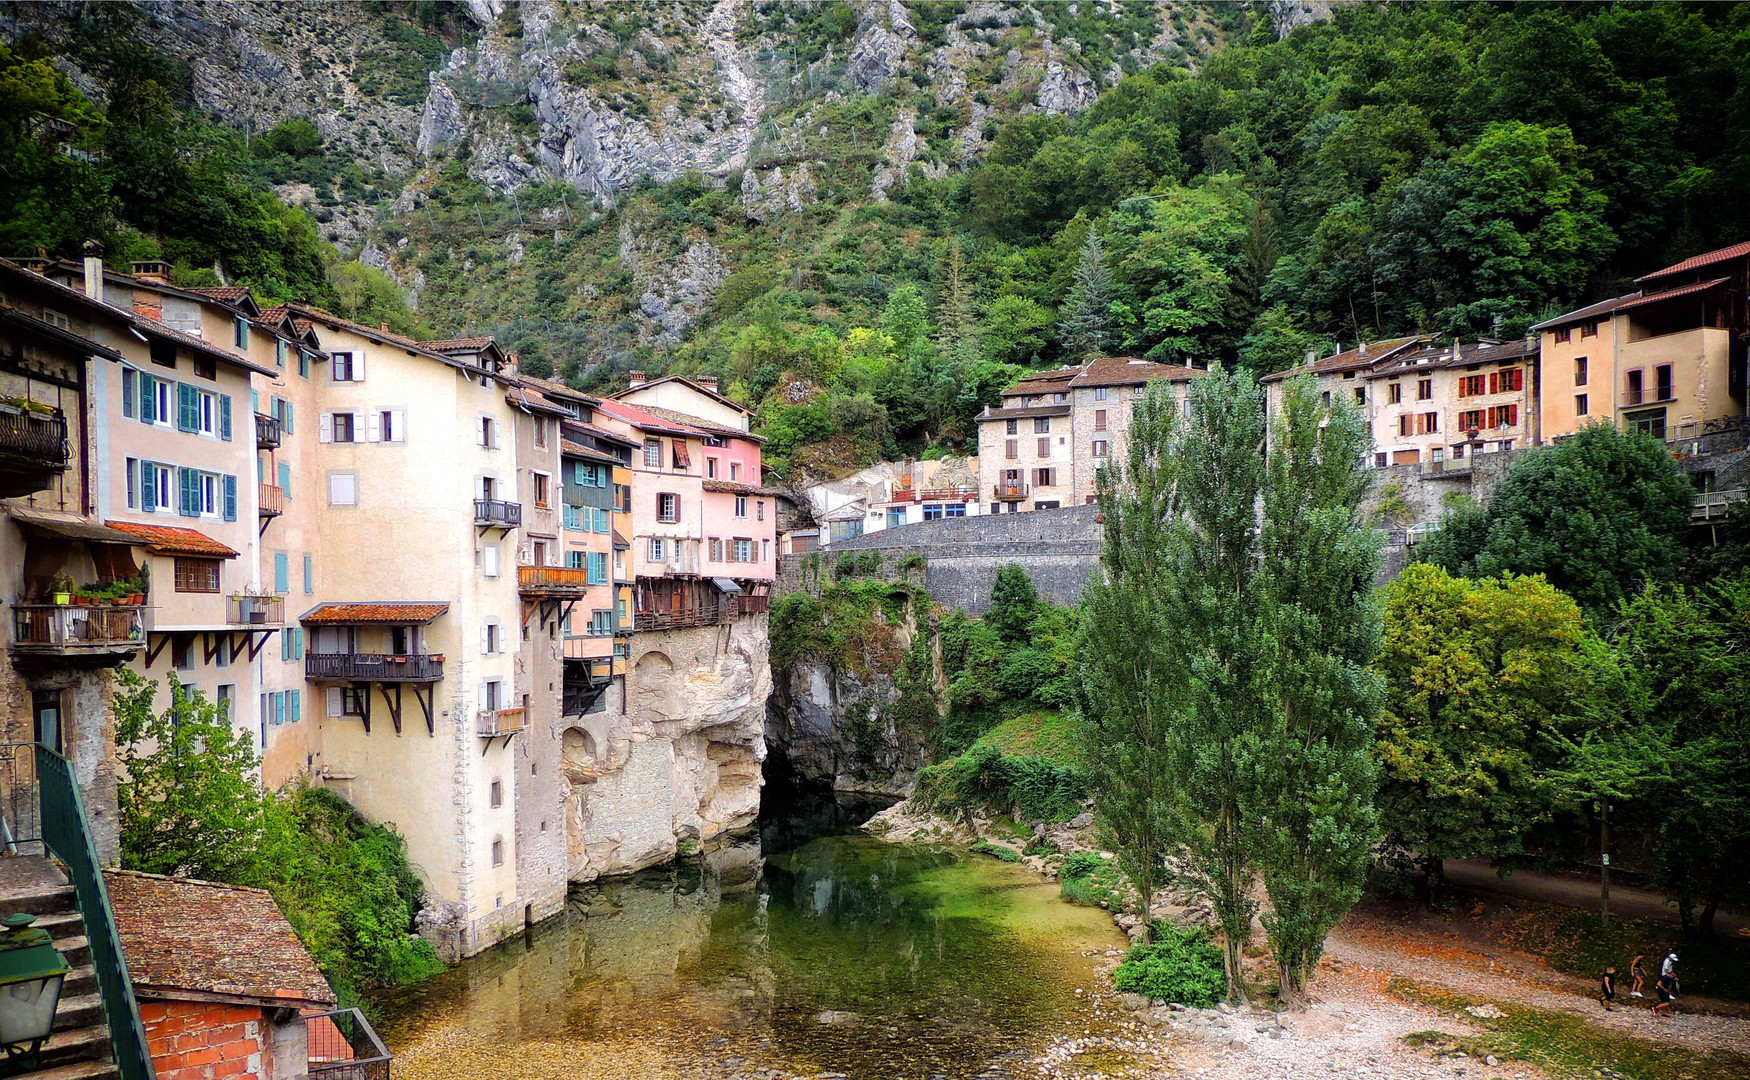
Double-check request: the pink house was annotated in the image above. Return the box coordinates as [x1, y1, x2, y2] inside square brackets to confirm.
[594, 375, 773, 625]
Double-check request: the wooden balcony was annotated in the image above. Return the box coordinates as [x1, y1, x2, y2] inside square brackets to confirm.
[919, 487, 978, 502]
[306, 652, 444, 682]
[992, 481, 1030, 500]
[518, 563, 594, 596]
[12, 603, 145, 661]
[228, 594, 285, 625]
[0, 407, 69, 499]
[635, 597, 761, 631]
[477, 707, 526, 737]
[255, 411, 282, 449]
[259, 482, 285, 518]
[474, 498, 522, 527]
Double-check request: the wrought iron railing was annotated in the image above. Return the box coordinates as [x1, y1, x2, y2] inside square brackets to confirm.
[0, 407, 68, 469]
[306, 653, 445, 682]
[228, 594, 285, 625]
[255, 411, 283, 449]
[12, 603, 145, 650]
[473, 498, 522, 526]
[0, 741, 40, 852]
[304, 1007, 391, 1080]
[992, 482, 1030, 499]
[37, 744, 157, 1080]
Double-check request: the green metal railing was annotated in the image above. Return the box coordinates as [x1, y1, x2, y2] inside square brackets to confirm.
[36, 745, 157, 1080]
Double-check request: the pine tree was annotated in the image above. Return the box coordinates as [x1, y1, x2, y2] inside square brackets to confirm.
[1250, 374, 1384, 1002]
[933, 234, 981, 365]
[1059, 232, 1114, 358]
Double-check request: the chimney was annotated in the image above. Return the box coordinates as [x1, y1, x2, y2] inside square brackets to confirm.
[628, 370, 647, 388]
[1453, 340, 1461, 363]
[697, 375, 719, 392]
[81, 239, 103, 301]
[129, 260, 172, 284]
[1305, 347, 1317, 364]
[1359, 341, 1367, 360]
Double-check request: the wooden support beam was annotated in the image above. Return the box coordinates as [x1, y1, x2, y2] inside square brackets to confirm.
[379, 683, 403, 736]
[414, 684, 434, 735]
[143, 632, 169, 669]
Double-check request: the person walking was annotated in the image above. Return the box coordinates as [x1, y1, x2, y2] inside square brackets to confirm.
[1599, 966, 1618, 1010]
[1630, 953, 1646, 998]
[1654, 954, 1679, 1017]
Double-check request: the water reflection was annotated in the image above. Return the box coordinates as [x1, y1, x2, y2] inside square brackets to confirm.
[373, 786, 1121, 1080]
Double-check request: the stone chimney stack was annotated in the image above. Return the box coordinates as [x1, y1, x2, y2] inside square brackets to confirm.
[628, 370, 647, 388]
[81, 239, 103, 300]
[1359, 341, 1368, 360]
[696, 375, 719, 392]
[129, 261, 172, 284]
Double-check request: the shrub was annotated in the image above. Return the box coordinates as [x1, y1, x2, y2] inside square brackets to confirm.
[969, 839, 1021, 862]
[1112, 922, 1227, 1006]
[1062, 851, 1104, 881]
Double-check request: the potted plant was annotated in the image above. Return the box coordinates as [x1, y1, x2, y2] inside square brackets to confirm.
[48, 574, 72, 607]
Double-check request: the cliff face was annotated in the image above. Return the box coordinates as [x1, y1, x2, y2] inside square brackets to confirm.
[562, 616, 770, 882]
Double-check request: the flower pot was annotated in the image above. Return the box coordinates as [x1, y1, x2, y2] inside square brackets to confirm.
[249, 611, 267, 624]
[72, 596, 93, 606]
[51, 592, 70, 606]
[109, 597, 127, 606]
[129, 594, 144, 605]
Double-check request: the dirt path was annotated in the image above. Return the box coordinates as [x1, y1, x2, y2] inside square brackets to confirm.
[1443, 859, 1749, 936]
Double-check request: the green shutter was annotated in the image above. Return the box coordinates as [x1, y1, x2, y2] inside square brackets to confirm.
[177, 383, 198, 432]
[278, 461, 291, 498]
[223, 474, 237, 521]
[219, 395, 232, 440]
[126, 459, 137, 509]
[274, 552, 288, 593]
[290, 689, 301, 722]
[140, 376, 156, 424]
[284, 401, 293, 435]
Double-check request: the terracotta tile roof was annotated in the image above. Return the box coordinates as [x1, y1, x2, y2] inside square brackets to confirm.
[632, 403, 766, 443]
[1260, 335, 1433, 383]
[1530, 292, 1640, 331]
[421, 337, 496, 352]
[258, 304, 291, 323]
[103, 521, 239, 559]
[1617, 276, 1730, 311]
[561, 417, 640, 448]
[703, 479, 782, 497]
[1636, 240, 1750, 284]
[507, 385, 572, 418]
[1068, 355, 1205, 389]
[300, 602, 450, 625]
[594, 397, 706, 438]
[1004, 366, 1081, 394]
[105, 870, 335, 1007]
[616, 374, 751, 415]
[560, 439, 623, 466]
[133, 315, 279, 376]
[1364, 338, 1538, 379]
[979, 404, 1072, 421]
[517, 373, 595, 403]
[187, 285, 252, 305]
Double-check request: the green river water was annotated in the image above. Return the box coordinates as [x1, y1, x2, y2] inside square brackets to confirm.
[369, 791, 1130, 1080]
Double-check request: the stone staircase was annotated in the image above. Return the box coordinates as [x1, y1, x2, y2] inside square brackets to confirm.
[0, 856, 117, 1080]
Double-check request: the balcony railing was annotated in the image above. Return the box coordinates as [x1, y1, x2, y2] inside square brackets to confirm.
[228, 594, 285, 625]
[306, 652, 445, 682]
[477, 706, 526, 737]
[992, 482, 1031, 500]
[517, 564, 594, 594]
[634, 597, 762, 631]
[919, 486, 979, 501]
[260, 482, 285, 518]
[1693, 488, 1746, 523]
[304, 1007, 391, 1080]
[255, 411, 282, 449]
[0, 407, 68, 471]
[475, 498, 522, 526]
[12, 603, 145, 653]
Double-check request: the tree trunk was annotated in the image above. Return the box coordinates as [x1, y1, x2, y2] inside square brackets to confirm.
[1700, 896, 1718, 939]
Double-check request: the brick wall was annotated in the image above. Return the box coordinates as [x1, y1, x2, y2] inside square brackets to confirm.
[141, 1000, 268, 1080]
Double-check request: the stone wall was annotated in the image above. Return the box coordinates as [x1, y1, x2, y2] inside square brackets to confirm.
[560, 615, 768, 883]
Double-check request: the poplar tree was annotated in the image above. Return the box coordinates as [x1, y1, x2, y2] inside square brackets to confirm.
[933, 234, 981, 365]
[1059, 232, 1114, 358]
[1250, 375, 1384, 1002]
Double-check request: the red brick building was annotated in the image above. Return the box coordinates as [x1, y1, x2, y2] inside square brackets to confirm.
[105, 870, 338, 1080]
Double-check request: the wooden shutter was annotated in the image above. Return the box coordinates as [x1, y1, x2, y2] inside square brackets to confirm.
[223, 475, 237, 521]
[219, 395, 232, 440]
[1488, 372, 1499, 394]
[178, 467, 198, 516]
[318, 412, 333, 442]
[366, 410, 382, 442]
[177, 383, 197, 431]
[279, 462, 291, 497]
[1037, 438, 1050, 457]
[122, 369, 136, 418]
[352, 351, 365, 382]
[388, 408, 405, 442]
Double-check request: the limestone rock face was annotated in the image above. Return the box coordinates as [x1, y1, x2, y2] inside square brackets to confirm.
[562, 617, 769, 883]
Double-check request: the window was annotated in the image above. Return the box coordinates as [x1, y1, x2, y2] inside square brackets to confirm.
[331, 412, 355, 443]
[42, 308, 69, 331]
[1488, 405, 1519, 429]
[534, 417, 547, 448]
[1034, 467, 1056, 487]
[32, 690, 62, 753]
[483, 621, 502, 655]
[1133, 384, 1145, 396]
[710, 537, 724, 561]
[1626, 408, 1666, 440]
[1053, 392, 1067, 403]
[327, 471, 358, 506]
[490, 780, 503, 808]
[379, 409, 404, 442]
[1459, 409, 1486, 431]
[589, 610, 612, 635]
[729, 462, 741, 482]
[173, 557, 220, 593]
[657, 492, 679, 523]
[733, 538, 753, 562]
[1574, 356, 1588, 386]
[233, 316, 249, 350]
[649, 537, 666, 561]
[1555, 326, 1572, 344]
[146, 376, 171, 426]
[1005, 419, 1018, 435]
[480, 417, 496, 448]
[193, 355, 217, 381]
[1580, 320, 1598, 339]
[1094, 387, 1108, 401]
[734, 496, 748, 518]
[644, 439, 662, 468]
[331, 352, 355, 381]
[1576, 393, 1588, 416]
[1417, 378, 1432, 401]
[1397, 415, 1411, 437]
[567, 549, 585, 570]
[1458, 375, 1486, 397]
[1094, 409, 1107, 431]
[1005, 439, 1018, 459]
[1092, 439, 1108, 457]
[1321, 390, 1331, 407]
[564, 505, 582, 530]
[534, 473, 550, 508]
[298, 349, 309, 378]
[1388, 383, 1402, 404]
[150, 340, 176, 368]
[1656, 364, 1674, 402]
[491, 839, 504, 868]
[1626, 369, 1644, 405]
[1354, 387, 1365, 405]
[593, 507, 610, 533]
[706, 457, 718, 478]
[923, 503, 945, 521]
[1374, 452, 1388, 468]
[587, 552, 607, 584]
[1415, 412, 1439, 435]
[1488, 369, 1523, 394]
[1034, 417, 1051, 434]
[1037, 437, 1050, 457]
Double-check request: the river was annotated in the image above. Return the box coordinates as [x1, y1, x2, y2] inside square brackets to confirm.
[369, 787, 1130, 1080]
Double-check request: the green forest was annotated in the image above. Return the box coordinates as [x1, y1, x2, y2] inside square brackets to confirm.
[9, 1, 1750, 475]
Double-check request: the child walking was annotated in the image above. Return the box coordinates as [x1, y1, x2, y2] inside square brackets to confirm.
[1599, 966, 1618, 1010]
[1630, 953, 1645, 998]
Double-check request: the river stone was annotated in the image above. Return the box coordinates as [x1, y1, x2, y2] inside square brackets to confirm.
[816, 1010, 861, 1026]
[1119, 993, 1149, 1011]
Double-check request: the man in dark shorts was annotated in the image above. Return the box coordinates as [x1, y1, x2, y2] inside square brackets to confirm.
[1654, 973, 1675, 1016]
[1599, 966, 1618, 1010]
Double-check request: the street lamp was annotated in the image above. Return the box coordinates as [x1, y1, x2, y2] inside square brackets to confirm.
[0, 913, 70, 1077]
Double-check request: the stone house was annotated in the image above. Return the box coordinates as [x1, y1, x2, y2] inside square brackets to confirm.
[799, 457, 982, 548]
[1361, 338, 1540, 468]
[975, 357, 1203, 512]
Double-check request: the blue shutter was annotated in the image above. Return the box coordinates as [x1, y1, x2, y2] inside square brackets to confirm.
[284, 402, 293, 435]
[303, 555, 313, 594]
[278, 462, 291, 498]
[289, 689, 301, 722]
[274, 552, 288, 593]
[219, 395, 232, 440]
[122, 369, 137, 418]
[596, 507, 610, 533]
[177, 383, 197, 432]
[252, 388, 260, 415]
[178, 468, 198, 517]
[223, 474, 237, 521]
[296, 627, 305, 658]
[139, 376, 156, 424]
[126, 459, 137, 509]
